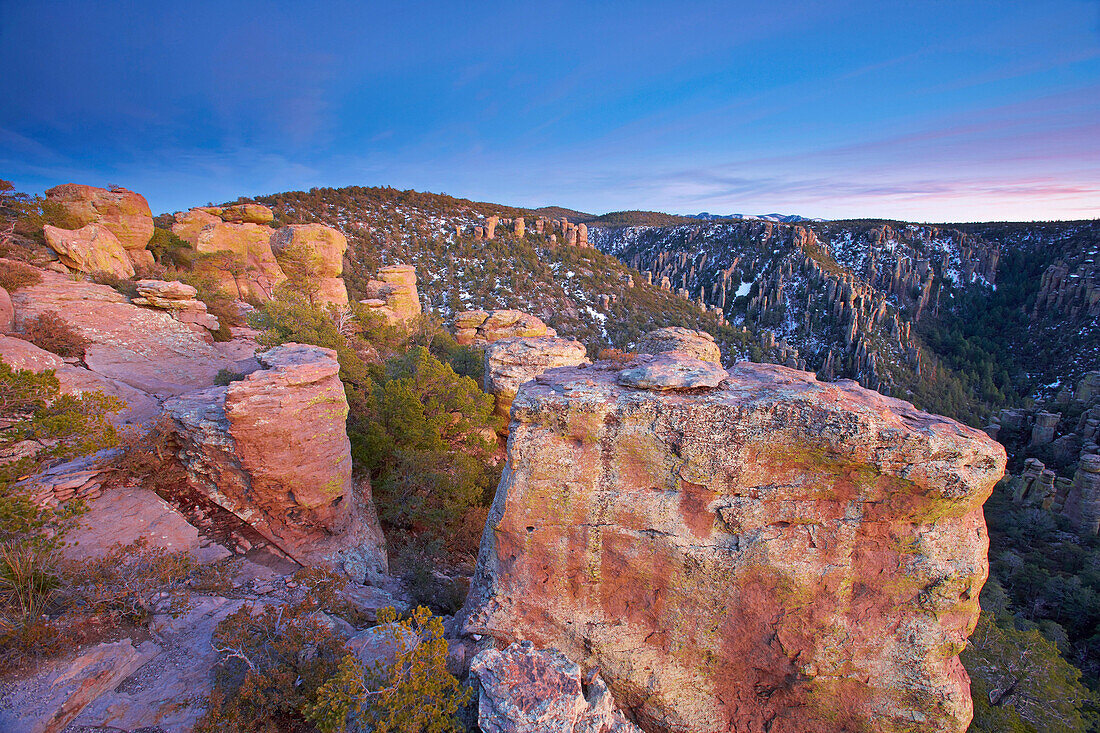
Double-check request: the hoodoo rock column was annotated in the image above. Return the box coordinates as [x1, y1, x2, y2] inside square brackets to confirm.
[462, 357, 1005, 733]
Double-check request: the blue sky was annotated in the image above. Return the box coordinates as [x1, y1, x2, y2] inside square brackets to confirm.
[2, 0, 1098, 221]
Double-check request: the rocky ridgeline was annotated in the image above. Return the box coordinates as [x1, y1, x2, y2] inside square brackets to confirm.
[470, 215, 591, 247]
[591, 220, 998, 394]
[461, 352, 1005, 733]
[1033, 259, 1100, 322]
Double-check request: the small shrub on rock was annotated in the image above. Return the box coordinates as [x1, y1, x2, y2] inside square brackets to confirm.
[20, 310, 89, 359]
[89, 271, 138, 298]
[214, 368, 246, 386]
[148, 227, 195, 269]
[195, 599, 351, 732]
[62, 538, 194, 622]
[0, 259, 42, 291]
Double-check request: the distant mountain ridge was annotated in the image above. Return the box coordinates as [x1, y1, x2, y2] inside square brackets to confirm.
[689, 212, 824, 223]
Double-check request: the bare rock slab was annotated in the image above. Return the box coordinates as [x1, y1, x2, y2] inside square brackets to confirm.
[0, 638, 160, 733]
[462, 361, 1006, 733]
[636, 326, 722, 363]
[63, 486, 232, 565]
[69, 596, 253, 732]
[616, 352, 727, 390]
[10, 269, 233, 396]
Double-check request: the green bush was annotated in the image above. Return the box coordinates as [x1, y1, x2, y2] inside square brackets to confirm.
[196, 600, 349, 732]
[62, 538, 194, 622]
[964, 613, 1091, 732]
[0, 362, 122, 669]
[214, 368, 246, 386]
[148, 227, 195, 269]
[90, 271, 138, 298]
[305, 606, 470, 733]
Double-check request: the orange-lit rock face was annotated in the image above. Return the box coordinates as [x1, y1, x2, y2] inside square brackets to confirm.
[462, 361, 1005, 733]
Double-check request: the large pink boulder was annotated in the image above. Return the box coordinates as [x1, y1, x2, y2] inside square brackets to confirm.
[44, 183, 154, 252]
[43, 223, 135, 278]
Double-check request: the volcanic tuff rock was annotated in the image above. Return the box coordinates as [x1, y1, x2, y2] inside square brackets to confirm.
[636, 326, 722, 363]
[483, 336, 589, 422]
[454, 309, 555, 346]
[192, 221, 287, 299]
[270, 223, 347, 277]
[204, 202, 276, 224]
[471, 641, 641, 733]
[462, 360, 1005, 733]
[44, 183, 155, 261]
[360, 264, 421, 324]
[132, 279, 220, 334]
[616, 352, 728, 390]
[163, 343, 387, 577]
[43, 223, 135, 279]
[270, 223, 349, 306]
[1062, 454, 1100, 534]
[10, 268, 232, 396]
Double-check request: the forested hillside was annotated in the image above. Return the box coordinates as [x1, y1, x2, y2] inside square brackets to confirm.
[250, 186, 775, 361]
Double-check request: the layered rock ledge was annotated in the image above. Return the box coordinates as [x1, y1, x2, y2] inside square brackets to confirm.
[462, 359, 1006, 733]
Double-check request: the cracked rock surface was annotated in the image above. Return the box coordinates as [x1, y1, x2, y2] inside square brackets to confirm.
[461, 360, 1005, 733]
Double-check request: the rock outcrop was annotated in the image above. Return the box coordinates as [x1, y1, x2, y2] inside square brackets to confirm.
[462, 359, 1005, 733]
[471, 641, 641, 733]
[1062, 454, 1100, 534]
[133, 279, 220, 334]
[44, 183, 154, 267]
[10, 269, 232, 396]
[616, 352, 727, 390]
[43, 223, 135, 278]
[192, 221, 287, 300]
[173, 205, 353, 306]
[270, 223, 349, 307]
[454, 309, 555, 346]
[164, 343, 386, 578]
[483, 337, 588, 421]
[636, 327, 721, 364]
[203, 202, 275, 225]
[0, 638, 161, 733]
[361, 264, 421, 324]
